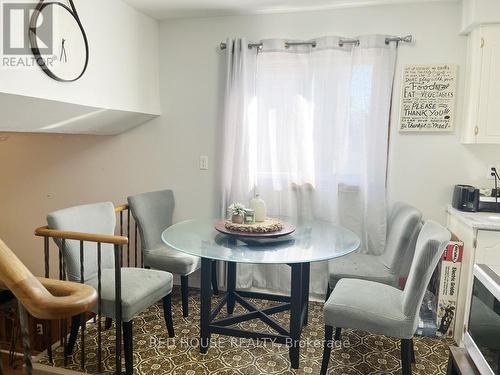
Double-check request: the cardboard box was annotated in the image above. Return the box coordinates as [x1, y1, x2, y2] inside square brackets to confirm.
[436, 241, 463, 337]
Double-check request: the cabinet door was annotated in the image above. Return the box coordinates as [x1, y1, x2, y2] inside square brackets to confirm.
[475, 229, 500, 266]
[461, 28, 482, 144]
[476, 26, 500, 142]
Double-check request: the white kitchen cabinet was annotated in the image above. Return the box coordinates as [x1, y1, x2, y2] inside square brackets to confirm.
[446, 206, 500, 345]
[462, 25, 500, 144]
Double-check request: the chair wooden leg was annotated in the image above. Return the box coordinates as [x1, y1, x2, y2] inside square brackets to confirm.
[105, 317, 112, 330]
[211, 261, 219, 295]
[321, 325, 334, 375]
[410, 338, 416, 363]
[8, 318, 19, 367]
[181, 275, 189, 317]
[65, 315, 81, 356]
[122, 321, 133, 375]
[401, 339, 413, 375]
[162, 294, 175, 337]
[334, 327, 342, 341]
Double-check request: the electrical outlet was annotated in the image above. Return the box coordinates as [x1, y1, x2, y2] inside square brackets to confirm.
[200, 156, 209, 170]
[36, 323, 44, 335]
[487, 164, 499, 180]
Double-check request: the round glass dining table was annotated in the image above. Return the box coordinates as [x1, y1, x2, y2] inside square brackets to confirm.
[162, 218, 360, 369]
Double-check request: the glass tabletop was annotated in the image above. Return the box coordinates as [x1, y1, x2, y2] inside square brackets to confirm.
[161, 218, 360, 264]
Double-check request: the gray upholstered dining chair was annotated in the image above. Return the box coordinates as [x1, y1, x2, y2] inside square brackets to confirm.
[128, 189, 219, 317]
[321, 220, 451, 375]
[47, 202, 175, 375]
[327, 202, 422, 298]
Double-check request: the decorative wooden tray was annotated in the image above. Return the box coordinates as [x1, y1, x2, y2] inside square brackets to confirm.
[215, 219, 296, 238]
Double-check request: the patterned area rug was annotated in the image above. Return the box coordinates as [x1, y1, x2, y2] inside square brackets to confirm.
[38, 286, 453, 374]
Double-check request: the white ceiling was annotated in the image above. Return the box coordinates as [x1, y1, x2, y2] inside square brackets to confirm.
[123, 0, 456, 20]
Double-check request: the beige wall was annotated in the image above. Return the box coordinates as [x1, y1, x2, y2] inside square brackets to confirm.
[1, 1, 500, 276]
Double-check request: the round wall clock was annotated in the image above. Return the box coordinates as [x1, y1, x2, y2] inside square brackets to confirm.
[29, 0, 89, 82]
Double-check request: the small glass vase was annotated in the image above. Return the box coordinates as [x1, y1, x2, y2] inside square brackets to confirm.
[244, 208, 255, 224]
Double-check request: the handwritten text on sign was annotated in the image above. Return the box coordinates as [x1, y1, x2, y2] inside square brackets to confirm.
[399, 64, 457, 132]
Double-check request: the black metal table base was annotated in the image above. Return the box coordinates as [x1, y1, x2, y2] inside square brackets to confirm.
[199, 258, 310, 369]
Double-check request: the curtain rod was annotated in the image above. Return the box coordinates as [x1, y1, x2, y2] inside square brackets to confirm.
[219, 35, 413, 50]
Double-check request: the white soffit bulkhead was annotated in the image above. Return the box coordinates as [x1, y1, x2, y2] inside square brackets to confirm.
[123, 0, 458, 19]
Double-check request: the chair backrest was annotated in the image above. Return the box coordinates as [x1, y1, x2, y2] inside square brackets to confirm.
[380, 202, 422, 275]
[47, 202, 116, 283]
[401, 221, 450, 322]
[128, 190, 175, 252]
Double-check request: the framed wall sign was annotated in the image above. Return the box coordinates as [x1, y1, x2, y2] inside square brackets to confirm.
[399, 64, 457, 132]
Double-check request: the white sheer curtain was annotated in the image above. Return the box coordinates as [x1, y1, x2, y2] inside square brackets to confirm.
[221, 36, 397, 294]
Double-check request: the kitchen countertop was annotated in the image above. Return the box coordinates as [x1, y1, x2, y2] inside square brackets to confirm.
[447, 204, 500, 231]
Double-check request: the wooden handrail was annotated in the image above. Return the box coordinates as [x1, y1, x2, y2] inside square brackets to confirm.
[35, 226, 129, 245]
[0, 239, 97, 320]
[115, 204, 129, 213]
